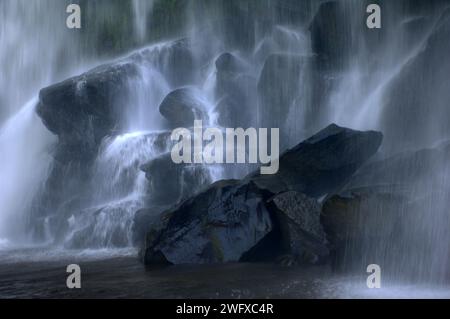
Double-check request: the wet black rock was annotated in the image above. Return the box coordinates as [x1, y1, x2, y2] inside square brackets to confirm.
[247, 123, 383, 198]
[37, 62, 139, 162]
[141, 124, 383, 266]
[142, 180, 273, 265]
[132, 206, 171, 246]
[159, 87, 208, 128]
[269, 191, 329, 264]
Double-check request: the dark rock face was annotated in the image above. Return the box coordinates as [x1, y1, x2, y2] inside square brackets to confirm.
[142, 180, 273, 265]
[322, 187, 407, 272]
[248, 124, 383, 198]
[322, 142, 450, 278]
[37, 62, 139, 162]
[37, 38, 196, 164]
[309, 1, 351, 72]
[140, 39, 196, 88]
[132, 206, 171, 246]
[269, 192, 329, 265]
[141, 124, 383, 266]
[141, 152, 212, 206]
[159, 87, 208, 128]
[214, 53, 256, 128]
[33, 38, 207, 245]
[256, 52, 330, 150]
[257, 54, 305, 130]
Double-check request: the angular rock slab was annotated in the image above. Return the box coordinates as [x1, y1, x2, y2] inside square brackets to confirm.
[247, 123, 383, 198]
[269, 191, 329, 264]
[142, 180, 273, 265]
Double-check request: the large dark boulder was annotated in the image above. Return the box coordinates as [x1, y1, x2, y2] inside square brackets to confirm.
[37, 39, 196, 163]
[159, 87, 208, 128]
[142, 180, 273, 265]
[141, 124, 383, 266]
[37, 62, 139, 162]
[247, 123, 383, 198]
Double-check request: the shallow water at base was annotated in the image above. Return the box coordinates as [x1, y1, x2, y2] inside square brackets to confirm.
[0, 249, 449, 299]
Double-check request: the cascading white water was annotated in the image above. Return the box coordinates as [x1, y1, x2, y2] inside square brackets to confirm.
[64, 131, 170, 248]
[325, 0, 438, 132]
[0, 1, 79, 121]
[1, 1, 449, 291]
[0, 0, 159, 248]
[0, 99, 55, 244]
[42, 36, 223, 249]
[316, 0, 450, 282]
[0, 0, 84, 246]
[132, 0, 155, 41]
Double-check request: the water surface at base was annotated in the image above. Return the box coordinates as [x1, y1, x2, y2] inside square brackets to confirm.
[0, 251, 449, 299]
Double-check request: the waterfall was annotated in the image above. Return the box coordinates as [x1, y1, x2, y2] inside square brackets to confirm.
[1, 0, 450, 289]
[315, 0, 450, 283]
[0, 99, 55, 244]
[64, 131, 168, 248]
[132, 0, 155, 41]
[0, 0, 160, 247]
[0, 0, 82, 245]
